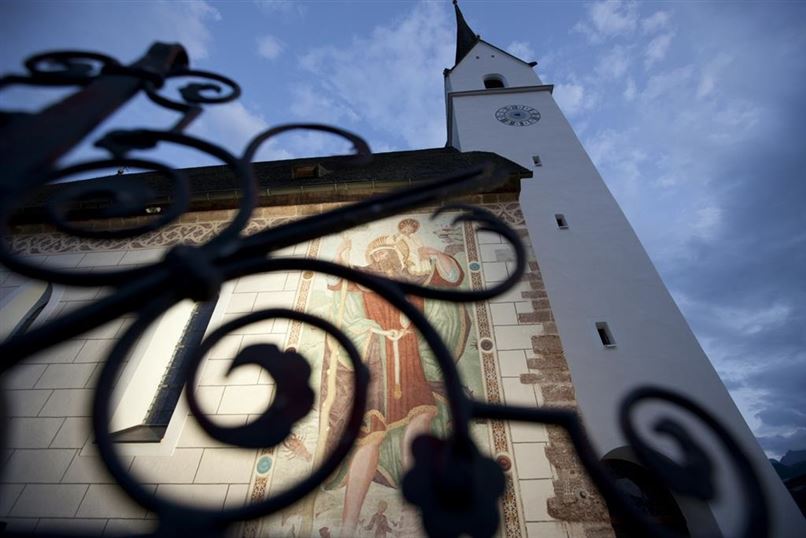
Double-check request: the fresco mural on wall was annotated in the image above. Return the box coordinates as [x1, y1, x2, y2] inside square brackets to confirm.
[250, 211, 508, 538]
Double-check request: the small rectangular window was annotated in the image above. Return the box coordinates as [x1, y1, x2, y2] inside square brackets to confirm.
[532, 155, 542, 166]
[596, 322, 615, 347]
[555, 214, 568, 229]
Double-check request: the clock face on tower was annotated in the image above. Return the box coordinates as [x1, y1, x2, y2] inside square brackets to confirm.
[495, 105, 541, 126]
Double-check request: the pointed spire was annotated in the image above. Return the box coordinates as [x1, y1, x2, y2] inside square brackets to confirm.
[453, 0, 479, 65]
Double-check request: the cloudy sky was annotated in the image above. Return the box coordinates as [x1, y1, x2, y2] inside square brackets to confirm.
[2, 0, 805, 459]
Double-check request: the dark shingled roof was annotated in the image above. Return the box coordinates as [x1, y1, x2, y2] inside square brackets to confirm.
[453, 0, 480, 66]
[11, 147, 531, 225]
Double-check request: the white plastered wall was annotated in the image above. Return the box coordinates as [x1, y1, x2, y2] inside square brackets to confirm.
[0, 246, 298, 534]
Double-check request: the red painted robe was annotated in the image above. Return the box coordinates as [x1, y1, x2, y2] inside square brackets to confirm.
[321, 244, 469, 489]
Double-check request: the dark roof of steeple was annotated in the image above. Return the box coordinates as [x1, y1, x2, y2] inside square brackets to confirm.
[445, 1, 538, 76]
[453, 0, 479, 66]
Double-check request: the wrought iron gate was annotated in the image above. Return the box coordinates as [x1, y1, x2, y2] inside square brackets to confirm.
[0, 44, 768, 537]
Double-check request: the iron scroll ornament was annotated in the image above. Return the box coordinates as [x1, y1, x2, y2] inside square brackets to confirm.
[0, 44, 769, 537]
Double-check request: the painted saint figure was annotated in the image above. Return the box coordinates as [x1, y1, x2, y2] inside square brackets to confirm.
[318, 218, 471, 536]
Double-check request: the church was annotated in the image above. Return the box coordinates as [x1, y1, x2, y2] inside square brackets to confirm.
[1, 2, 803, 537]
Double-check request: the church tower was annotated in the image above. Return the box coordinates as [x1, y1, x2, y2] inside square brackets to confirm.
[444, 2, 805, 536]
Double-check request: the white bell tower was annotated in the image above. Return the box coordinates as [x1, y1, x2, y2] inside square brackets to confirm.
[444, 2, 805, 536]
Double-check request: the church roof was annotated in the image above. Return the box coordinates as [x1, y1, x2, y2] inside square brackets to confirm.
[11, 147, 531, 226]
[453, 0, 480, 66]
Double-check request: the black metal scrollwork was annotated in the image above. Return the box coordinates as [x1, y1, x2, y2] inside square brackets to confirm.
[2, 50, 119, 88]
[0, 43, 769, 537]
[44, 158, 189, 240]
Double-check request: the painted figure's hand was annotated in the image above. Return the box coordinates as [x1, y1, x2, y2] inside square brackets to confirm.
[337, 239, 352, 260]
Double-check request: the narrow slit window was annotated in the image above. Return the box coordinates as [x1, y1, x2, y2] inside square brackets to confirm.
[532, 155, 542, 167]
[596, 322, 615, 347]
[555, 214, 568, 229]
[143, 300, 217, 427]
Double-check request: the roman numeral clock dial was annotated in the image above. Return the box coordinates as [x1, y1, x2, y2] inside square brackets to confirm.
[495, 104, 541, 126]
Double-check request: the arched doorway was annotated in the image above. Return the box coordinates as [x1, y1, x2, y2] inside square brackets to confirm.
[602, 458, 690, 537]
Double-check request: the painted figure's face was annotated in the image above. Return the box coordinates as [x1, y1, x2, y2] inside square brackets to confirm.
[400, 223, 416, 236]
[371, 249, 403, 276]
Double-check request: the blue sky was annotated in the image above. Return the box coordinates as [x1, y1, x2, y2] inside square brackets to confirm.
[2, 0, 805, 459]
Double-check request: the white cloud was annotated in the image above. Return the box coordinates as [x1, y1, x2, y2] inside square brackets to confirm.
[733, 303, 792, 335]
[696, 53, 734, 99]
[554, 82, 597, 117]
[696, 73, 716, 100]
[691, 205, 722, 240]
[623, 77, 637, 101]
[585, 128, 647, 190]
[707, 99, 763, 145]
[536, 51, 556, 72]
[289, 84, 359, 123]
[253, 0, 306, 16]
[191, 101, 269, 155]
[634, 62, 761, 146]
[590, 0, 637, 34]
[641, 10, 671, 34]
[506, 41, 535, 61]
[641, 65, 694, 101]
[655, 173, 677, 188]
[272, 130, 354, 160]
[151, 1, 221, 60]
[595, 45, 631, 79]
[192, 99, 364, 161]
[296, 1, 453, 149]
[257, 34, 284, 60]
[0, 1, 223, 64]
[644, 32, 674, 68]
[574, 0, 638, 42]
[686, 296, 793, 337]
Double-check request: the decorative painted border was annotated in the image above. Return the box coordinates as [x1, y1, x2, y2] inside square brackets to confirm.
[8, 217, 297, 255]
[243, 237, 322, 538]
[462, 218, 523, 538]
